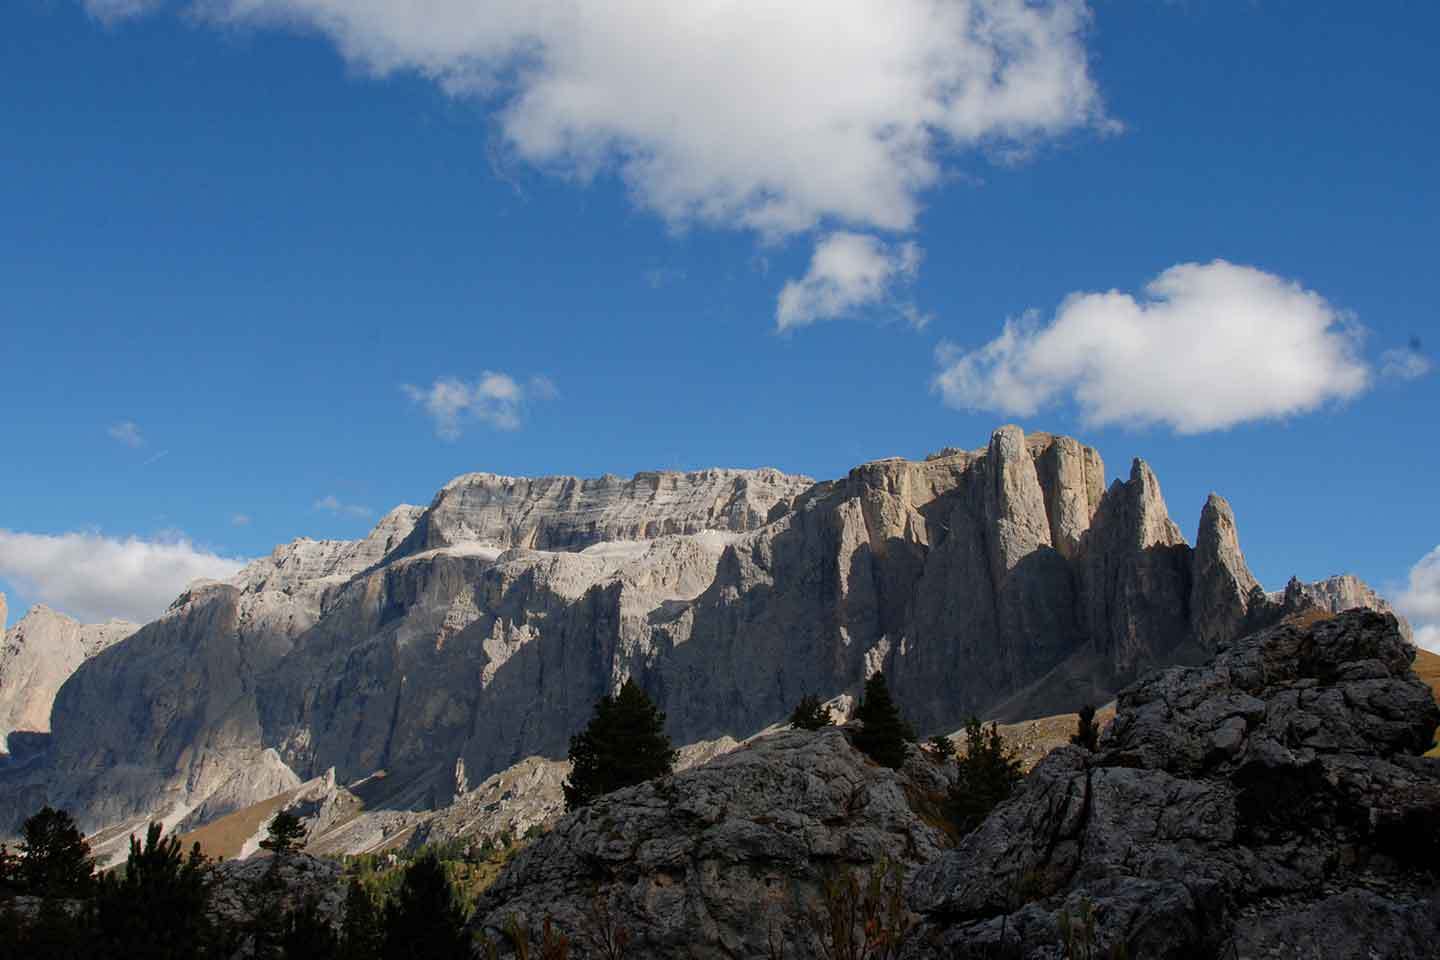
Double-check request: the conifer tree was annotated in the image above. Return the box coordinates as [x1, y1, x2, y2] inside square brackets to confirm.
[789, 693, 833, 731]
[1070, 703, 1100, 752]
[381, 854, 470, 960]
[260, 810, 307, 856]
[18, 805, 94, 896]
[564, 678, 678, 811]
[280, 895, 339, 960]
[338, 876, 382, 960]
[949, 716, 1023, 834]
[96, 822, 218, 959]
[850, 672, 916, 769]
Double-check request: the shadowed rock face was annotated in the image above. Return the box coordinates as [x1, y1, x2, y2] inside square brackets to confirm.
[0, 428, 1397, 837]
[907, 609, 1440, 959]
[0, 605, 136, 754]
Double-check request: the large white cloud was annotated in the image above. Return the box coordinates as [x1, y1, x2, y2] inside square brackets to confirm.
[933, 260, 1371, 433]
[776, 232, 923, 331]
[93, 1, 1105, 239]
[1397, 546, 1440, 654]
[0, 530, 248, 624]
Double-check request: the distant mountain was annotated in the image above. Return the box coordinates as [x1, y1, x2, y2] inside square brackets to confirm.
[0, 426, 1405, 844]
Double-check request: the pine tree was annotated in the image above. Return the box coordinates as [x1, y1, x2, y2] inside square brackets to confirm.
[95, 822, 218, 959]
[850, 672, 915, 770]
[564, 678, 678, 811]
[381, 854, 470, 960]
[927, 734, 956, 761]
[1070, 704, 1100, 751]
[949, 716, 1023, 834]
[789, 694, 833, 731]
[337, 876, 382, 960]
[260, 810, 307, 856]
[280, 895, 339, 960]
[18, 806, 94, 896]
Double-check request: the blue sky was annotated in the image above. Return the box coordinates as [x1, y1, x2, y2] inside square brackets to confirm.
[1, 1, 1436, 645]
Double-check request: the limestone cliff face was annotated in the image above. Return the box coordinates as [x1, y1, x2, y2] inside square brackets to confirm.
[0, 429, 1392, 836]
[393, 468, 812, 557]
[0, 606, 136, 754]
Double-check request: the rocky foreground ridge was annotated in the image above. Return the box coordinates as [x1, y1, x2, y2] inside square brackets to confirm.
[0, 427, 1405, 850]
[469, 609, 1439, 959]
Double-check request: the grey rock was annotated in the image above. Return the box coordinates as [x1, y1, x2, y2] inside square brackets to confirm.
[907, 609, 1440, 959]
[470, 726, 955, 958]
[0, 605, 136, 754]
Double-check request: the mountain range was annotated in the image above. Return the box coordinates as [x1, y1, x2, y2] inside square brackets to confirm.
[0, 426, 1405, 852]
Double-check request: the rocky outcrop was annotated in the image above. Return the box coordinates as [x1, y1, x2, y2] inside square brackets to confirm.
[1274, 574, 1412, 641]
[470, 726, 955, 957]
[0, 605, 136, 754]
[907, 609, 1440, 958]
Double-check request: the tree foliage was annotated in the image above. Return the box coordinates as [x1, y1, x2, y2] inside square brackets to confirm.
[926, 735, 956, 761]
[381, 853, 471, 960]
[260, 811, 307, 856]
[95, 821, 221, 959]
[18, 805, 94, 896]
[949, 716, 1024, 834]
[1070, 704, 1100, 752]
[789, 694, 834, 731]
[564, 678, 677, 811]
[850, 673, 916, 770]
[337, 876, 382, 960]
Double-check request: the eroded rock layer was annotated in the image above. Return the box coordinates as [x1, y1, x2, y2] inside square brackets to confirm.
[0, 428, 1399, 839]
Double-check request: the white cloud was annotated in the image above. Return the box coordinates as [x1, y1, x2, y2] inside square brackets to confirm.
[1381, 346, 1432, 381]
[933, 260, 1371, 433]
[776, 232, 924, 331]
[0, 530, 248, 624]
[1396, 546, 1440, 653]
[404, 372, 551, 438]
[83, 0, 161, 22]
[101, 0, 1105, 239]
[108, 421, 144, 448]
[313, 495, 373, 519]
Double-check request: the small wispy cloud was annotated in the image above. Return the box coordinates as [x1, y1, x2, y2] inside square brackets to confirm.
[775, 232, 924, 332]
[1381, 338, 1432, 381]
[108, 421, 145, 448]
[231, 513, 252, 527]
[141, 450, 169, 467]
[313, 495, 373, 520]
[403, 372, 555, 440]
[644, 266, 687, 290]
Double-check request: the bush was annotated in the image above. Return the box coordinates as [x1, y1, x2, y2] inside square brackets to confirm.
[949, 717, 1023, 834]
[789, 694, 833, 731]
[850, 673, 915, 770]
[564, 678, 677, 811]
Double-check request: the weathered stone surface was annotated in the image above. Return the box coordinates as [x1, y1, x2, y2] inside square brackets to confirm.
[0, 605, 136, 753]
[471, 726, 955, 958]
[1190, 493, 1261, 652]
[393, 468, 813, 557]
[0, 426, 1396, 848]
[208, 852, 346, 953]
[907, 609, 1440, 959]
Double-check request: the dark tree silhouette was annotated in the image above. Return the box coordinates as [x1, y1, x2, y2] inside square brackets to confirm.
[260, 810, 307, 856]
[18, 805, 94, 896]
[280, 895, 339, 960]
[337, 876, 382, 960]
[850, 672, 916, 769]
[927, 734, 957, 761]
[1070, 703, 1100, 751]
[564, 678, 677, 811]
[789, 694, 833, 731]
[381, 854, 470, 960]
[949, 716, 1023, 834]
[96, 822, 219, 959]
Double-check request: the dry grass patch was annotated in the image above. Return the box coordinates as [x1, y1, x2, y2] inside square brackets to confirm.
[178, 790, 297, 861]
[1414, 648, 1440, 758]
